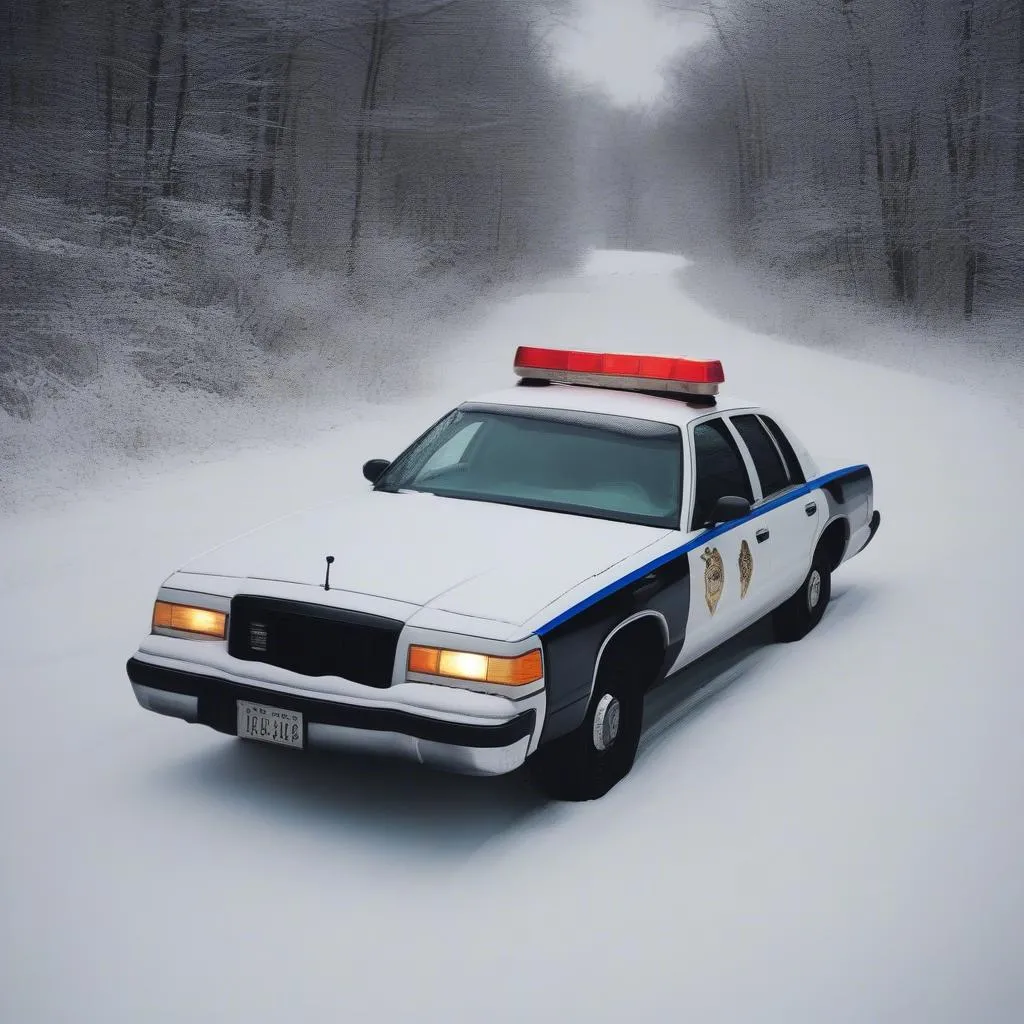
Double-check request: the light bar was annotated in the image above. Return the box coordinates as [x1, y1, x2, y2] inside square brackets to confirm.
[153, 601, 227, 639]
[513, 346, 724, 396]
[408, 645, 543, 687]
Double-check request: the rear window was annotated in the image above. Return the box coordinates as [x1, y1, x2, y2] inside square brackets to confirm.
[731, 414, 791, 498]
[759, 415, 806, 484]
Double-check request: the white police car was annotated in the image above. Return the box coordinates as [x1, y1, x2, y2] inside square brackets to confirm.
[128, 347, 880, 800]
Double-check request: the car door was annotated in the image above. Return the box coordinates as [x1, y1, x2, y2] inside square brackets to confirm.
[671, 416, 761, 672]
[727, 412, 819, 607]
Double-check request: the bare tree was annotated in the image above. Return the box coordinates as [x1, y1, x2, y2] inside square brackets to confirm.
[657, 0, 1024, 320]
[0, 0, 582, 419]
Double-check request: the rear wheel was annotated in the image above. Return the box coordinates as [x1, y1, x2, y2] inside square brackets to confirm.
[528, 643, 644, 802]
[773, 553, 831, 642]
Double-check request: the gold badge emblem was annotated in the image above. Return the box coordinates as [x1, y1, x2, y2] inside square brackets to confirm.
[701, 547, 724, 615]
[738, 540, 753, 599]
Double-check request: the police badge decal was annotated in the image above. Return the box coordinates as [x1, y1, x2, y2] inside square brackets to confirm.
[738, 539, 753, 599]
[701, 547, 725, 614]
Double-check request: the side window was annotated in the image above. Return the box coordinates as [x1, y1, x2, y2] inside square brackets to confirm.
[691, 419, 753, 529]
[759, 415, 806, 484]
[731, 414, 790, 498]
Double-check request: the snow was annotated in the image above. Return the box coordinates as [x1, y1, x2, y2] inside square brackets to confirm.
[3, 251, 1023, 1022]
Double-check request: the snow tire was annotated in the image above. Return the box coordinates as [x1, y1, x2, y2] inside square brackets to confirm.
[528, 641, 644, 802]
[773, 553, 831, 643]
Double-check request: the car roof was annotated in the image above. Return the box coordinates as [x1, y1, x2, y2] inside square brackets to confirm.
[464, 382, 760, 430]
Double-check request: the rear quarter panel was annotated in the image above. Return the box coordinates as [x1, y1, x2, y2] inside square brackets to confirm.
[820, 465, 874, 562]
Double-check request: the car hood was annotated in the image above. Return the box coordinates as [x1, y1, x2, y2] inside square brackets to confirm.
[179, 490, 670, 627]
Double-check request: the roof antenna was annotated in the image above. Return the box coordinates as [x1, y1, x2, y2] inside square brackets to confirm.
[323, 555, 335, 591]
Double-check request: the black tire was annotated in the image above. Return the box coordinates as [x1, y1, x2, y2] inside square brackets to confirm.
[528, 643, 644, 802]
[773, 553, 832, 643]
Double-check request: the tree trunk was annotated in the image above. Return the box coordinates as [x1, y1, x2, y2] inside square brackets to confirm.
[285, 64, 300, 243]
[955, 0, 982, 318]
[494, 164, 504, 254]
[243, 82, 261, 216]
[707, 2, 757, 227]
[258, 49, 290, 221]
[103, 2, 116, 209]
[348, 0, 390, 276]
[1016, 0, 1024, 189]
[140, 0, 167, 214]
[163, 0, 190, 198]
[258, 83, 279, 220]
[964, 246, 977, 319]
[5, 1, 18, 125]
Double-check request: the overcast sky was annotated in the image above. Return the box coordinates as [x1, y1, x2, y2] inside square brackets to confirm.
[552, 0, 709, 107]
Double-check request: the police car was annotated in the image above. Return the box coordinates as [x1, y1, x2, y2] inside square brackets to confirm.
[127, 347, 880, 801]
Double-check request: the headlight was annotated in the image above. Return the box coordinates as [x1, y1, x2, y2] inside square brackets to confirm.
[152, 601, 227, 640]
[408, 645, 542, 686]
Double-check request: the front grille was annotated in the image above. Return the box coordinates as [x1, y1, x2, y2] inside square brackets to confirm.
[228, 596, 403, 688]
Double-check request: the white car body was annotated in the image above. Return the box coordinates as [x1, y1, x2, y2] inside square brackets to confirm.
[128, 377, 880, 783]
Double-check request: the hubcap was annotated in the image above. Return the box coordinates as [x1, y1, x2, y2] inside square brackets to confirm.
[808, 569, 822, 610]
[592, 694, 621, 752]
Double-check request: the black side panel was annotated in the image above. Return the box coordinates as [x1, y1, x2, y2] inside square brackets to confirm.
[822, 465, 871, 507]
[821, 466, 873, 560]
[539, 553, 689, 744]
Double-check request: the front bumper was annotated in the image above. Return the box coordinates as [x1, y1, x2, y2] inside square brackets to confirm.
[127, 657, 537, 777]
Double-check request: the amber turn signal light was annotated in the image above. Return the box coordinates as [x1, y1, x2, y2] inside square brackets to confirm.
[408, 645, 542, 686]
[153, 601, 227, 639]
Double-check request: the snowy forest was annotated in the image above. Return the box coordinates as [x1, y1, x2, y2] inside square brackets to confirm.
[654, 0, 1024, 320]
[0, 0, 579, 424]
[1, 0, 1022, 437]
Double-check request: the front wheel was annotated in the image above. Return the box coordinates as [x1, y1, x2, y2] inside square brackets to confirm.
[528, 645, 644, 802]
[773, 556, 831, 643]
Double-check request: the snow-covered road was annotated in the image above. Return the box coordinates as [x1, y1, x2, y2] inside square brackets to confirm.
[3, 252, 1023, 1022]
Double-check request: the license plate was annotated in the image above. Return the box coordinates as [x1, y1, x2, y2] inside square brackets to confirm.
[237, 700, 304, 749]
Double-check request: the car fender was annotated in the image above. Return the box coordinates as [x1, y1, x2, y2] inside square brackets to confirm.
[535, 557, 689, 744]
[818, 465, 876, 565]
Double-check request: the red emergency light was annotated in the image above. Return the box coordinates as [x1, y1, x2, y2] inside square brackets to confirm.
[513, 346, 725, 397]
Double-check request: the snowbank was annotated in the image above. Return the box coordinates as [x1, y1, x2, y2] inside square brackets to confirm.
[2, 250, 1023, 1023]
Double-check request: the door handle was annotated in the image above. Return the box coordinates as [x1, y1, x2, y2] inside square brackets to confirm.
[805, 502, 817, 517]
[756, 528, 770, 543]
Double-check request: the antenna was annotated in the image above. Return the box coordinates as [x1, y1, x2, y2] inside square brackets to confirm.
[323, 555, 335, 591]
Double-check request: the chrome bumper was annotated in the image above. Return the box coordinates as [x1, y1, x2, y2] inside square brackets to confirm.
[306, 719, 530, 775]
[128, 660, 537, 778]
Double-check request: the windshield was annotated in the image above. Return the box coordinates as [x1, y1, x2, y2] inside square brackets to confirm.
[375, 403, 682, 528]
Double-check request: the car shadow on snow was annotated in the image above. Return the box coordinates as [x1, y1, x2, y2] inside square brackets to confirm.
[147, 732, 547, 858]
[638, 617, 777, 763]
[638, 577, 872, 761]
[636, 585, 867, 765]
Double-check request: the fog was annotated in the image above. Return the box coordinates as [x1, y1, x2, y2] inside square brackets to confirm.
[3, 0, 1020, 494]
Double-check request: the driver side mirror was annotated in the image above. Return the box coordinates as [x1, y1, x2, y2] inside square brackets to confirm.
[705, 495, 751, 528]
[362, 459, 391, 484]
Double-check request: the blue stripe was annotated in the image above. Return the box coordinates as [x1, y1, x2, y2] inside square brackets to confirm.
[535, 465, 869, 636]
